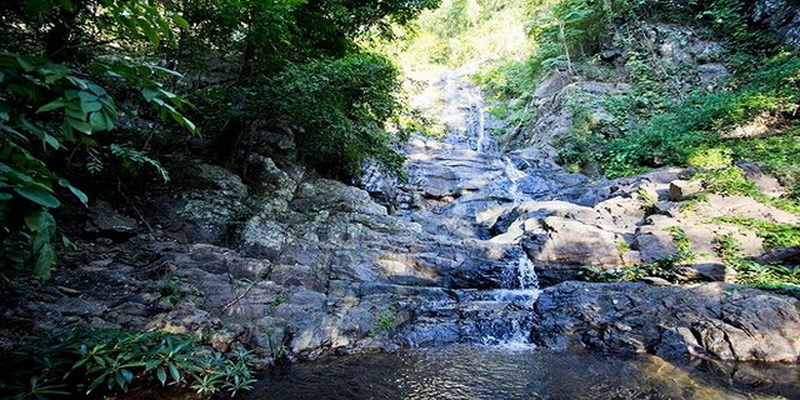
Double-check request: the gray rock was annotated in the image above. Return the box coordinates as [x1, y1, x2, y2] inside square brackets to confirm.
[158, 162, 249, 244]
[85, 201, 139, 239]
[737, 162, 788, 198]
[752, 0, 800, 47]
[533, 282, 800, 363]
[697, 63, 729, 86]
[674, 263, 736, 283]
[528, 216, 622, 269]
[669, 180, 703, 201]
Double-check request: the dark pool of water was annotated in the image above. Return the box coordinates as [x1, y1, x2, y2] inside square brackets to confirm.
[238, 345, 800, 400]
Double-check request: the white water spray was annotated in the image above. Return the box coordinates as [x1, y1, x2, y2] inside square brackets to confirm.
[516, 253, 540, 290]
[476, 100, 486, 153]
[503, 156, 528, 203]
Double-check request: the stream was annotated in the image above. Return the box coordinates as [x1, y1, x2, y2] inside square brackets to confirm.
[240, 345, 800, 400]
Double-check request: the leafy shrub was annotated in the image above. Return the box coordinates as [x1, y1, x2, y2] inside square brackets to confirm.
[0, 51, 194, 280]
[715, 234, 800, 298]
[558, 51, 800, 178]
[273, 53, 407, 180]
[0, 327, 256, 398]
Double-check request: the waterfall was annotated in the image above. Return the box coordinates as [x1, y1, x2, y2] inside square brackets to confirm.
[503, 156, 528, 203]
[476, 100, 486, 153]
[516, 253, 539, 290]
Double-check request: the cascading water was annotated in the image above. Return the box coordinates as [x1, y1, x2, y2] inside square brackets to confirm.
[475, 98, 487, 153]
[401, 70, 542, 350]
[516, 253, 539, 291]
[503, 156, 528, 203]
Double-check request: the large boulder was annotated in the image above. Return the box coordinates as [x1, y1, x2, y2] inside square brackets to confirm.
[532, 281, 800, 363]
[157, 162, 249, 244]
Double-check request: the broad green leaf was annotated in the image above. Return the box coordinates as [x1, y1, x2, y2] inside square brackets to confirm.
[69, 119, 93, 134]
[120, 369, 134, 383]
[89, 111, 110, 131]
[62, 235, 76, 249]
[142, 88, 160, 102]
[64, 90, 80, 100]
[67, 76, 89, 90]
[59, 179, 88, 205]
[66, 107, 86, 120]
[77, 91, 98, 103]
[140, 22, 161, 45]
[86, 83, 107, 96]
[81, 100, 103, 113]
[0, 193, 12, 201]
[14, 187, 60, 208]
[25, 209, 56, 234]
[37, 99, 68, 113]
[0, 104, 9, 120]
[16, 56, 34, 72]
[43, 134, 61, 150]
[33, 243, 55, 278]
[156, 368, 167, 385]
[172, 15, 190, 30]
[152, 65, 184, 79]
[115, 373, 126, 390]
[168, 363, 181, 383]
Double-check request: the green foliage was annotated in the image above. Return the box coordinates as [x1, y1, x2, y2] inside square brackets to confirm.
[714, 217, 800, 250]
[558, 52, 800, 178]
[369, 305, 398, 337]
[273, 53, 407, 179]
[715, 234, 800, 298]
[527, 0, 614, 76]
[0, 327, 256, 398]
[0, 52, 191, 279]
[726, 128, 800, 195]
[183, 0, 440, 175]
[693, 167, 756, 196]
[664, 226, 697, 262]
[578, 259, 680, 283]
[579, 226, 697, 283]
[398, 0, 530, 69]
[688, 165, 800, 215]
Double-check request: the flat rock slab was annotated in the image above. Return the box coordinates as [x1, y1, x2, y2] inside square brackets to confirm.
[532, 281, 800, 363]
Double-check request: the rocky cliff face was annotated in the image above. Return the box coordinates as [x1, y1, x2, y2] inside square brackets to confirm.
[752, 0, 800, 47]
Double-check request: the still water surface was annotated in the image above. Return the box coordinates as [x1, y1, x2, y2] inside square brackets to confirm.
[239, 345, 800, 400]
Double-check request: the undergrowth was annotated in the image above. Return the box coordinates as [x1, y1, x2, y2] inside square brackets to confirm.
[714, 217, 800, 250]
[579, 226, 696, 283]
[0, 327, 256, 399]
[716, 234, 800, 298]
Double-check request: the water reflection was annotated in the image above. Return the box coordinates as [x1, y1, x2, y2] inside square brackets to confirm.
[239, 346, 800, 399]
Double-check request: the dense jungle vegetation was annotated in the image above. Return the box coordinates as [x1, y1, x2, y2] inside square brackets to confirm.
[0, 2, 440, 396]
[0, 0, 441, 281]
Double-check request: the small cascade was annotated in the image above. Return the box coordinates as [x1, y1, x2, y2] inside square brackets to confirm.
[516, 253, 539, 290]
[475, 100, 487, 153]
[477, 254, 540, 349]
[503, 156, 528, 203]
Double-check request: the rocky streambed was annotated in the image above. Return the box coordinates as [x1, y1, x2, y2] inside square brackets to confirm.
[1, 69, 799, 397]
